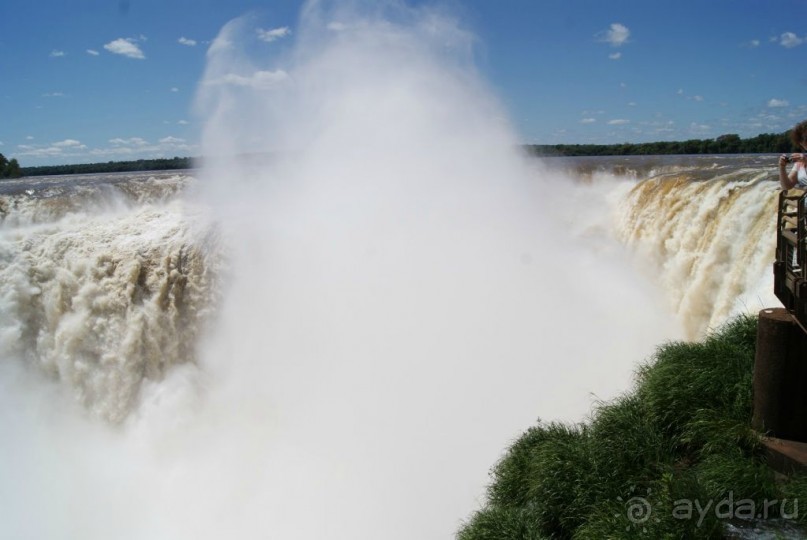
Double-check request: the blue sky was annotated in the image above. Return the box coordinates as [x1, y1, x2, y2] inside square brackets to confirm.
[2, 0, 807, 166]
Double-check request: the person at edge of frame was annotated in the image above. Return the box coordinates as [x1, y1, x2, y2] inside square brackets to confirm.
[779, 119, 807, 190]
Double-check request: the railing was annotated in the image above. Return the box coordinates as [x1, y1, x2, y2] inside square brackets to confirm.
[774, 188, 807, 331]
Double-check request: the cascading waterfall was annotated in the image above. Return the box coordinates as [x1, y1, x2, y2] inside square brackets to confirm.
[0, 173, 220, 423]
[0, 1, 788, 538]
[614, 166, 780, 338]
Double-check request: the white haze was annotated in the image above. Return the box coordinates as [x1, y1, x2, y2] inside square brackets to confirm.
[0, 1, 680, 539]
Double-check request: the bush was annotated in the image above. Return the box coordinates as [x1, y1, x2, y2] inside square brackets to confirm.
[635, 316, 756, 455]
[457, 316, 779, 539]
[457, 507, 547, 540]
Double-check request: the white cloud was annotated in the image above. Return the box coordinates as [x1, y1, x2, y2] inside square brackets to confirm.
[757, 112, 781, 122]
[328, 22, 347, 32]
[580, 118, 596, 124]
[628, 102, 637, 107]
[206, 70, 290, 89]
[256, 27, 291, 43]
[170, 87, 179, 92]
[50, 50, 65, 58]
[42, 92, 64, 97]
[16, 146, 65, 157]
[609, 52, 622, 60]
[88, 137, 195, 160]
[178, 120, 189, 125]
[769, 98, 790, 107]
[654, 126, 675, 134]
[94, 142, 191, 157]
[26, 136, 34, 140]
[692, 95, 704, 102]
[87, 49, 100, 56]
[608, 119, 630, 125]
[15, 140, 84, 157]
[104, 38, 145, 59]
[53, 139, 83, 148]
[780, 32, 804, 48]
[677, 89, 684, 95]
[689, 122, 711, 132]
[598, 23, 630, 47]
[178, 37, 197, 46]
[109, 137, 148, 146]
[16, 134, 198, 164]
[750, 39, 760, 47]
[0, 141, 4, 146]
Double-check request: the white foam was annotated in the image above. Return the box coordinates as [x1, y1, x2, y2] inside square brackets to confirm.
[615, 173, 779, 337]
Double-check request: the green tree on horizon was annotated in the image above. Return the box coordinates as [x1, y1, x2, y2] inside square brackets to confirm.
[0, 153, 22, 178]
[527, 130, 793, 157]
[4, 157, 21, 178]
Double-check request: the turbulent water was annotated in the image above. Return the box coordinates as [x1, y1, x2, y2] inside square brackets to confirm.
[0, 155, 783, 537]
[547, 154, 781, 338]
[0, 2, 788, 538]
[0, 172, 220, 422]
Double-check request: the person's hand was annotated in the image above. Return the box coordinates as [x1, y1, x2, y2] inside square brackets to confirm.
[780, 153, 807, 167]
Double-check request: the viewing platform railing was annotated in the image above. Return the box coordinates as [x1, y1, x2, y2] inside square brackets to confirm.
[774, 188, 807, 331]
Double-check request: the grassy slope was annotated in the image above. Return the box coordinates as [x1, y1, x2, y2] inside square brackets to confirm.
[458, 316, 807, 539]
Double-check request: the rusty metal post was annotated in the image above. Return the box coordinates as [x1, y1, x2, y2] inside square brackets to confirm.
[753, 308, 807, 442]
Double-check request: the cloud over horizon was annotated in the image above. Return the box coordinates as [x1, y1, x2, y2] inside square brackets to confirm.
[53, 139, 85, 148]
[110, 137, 148, 146]
[14, 134, 198, 162]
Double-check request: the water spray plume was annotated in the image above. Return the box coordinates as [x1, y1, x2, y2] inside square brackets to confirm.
[188, 2, 676, 537]
[0, 1, 676, 538]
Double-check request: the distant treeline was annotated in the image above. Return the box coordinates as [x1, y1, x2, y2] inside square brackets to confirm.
[19, 156, 196, 177]
[526, 132, 793, 157]
[4, 130, 801, 178]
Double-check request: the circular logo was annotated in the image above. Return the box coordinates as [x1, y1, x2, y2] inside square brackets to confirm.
[626, 496, 652, 524]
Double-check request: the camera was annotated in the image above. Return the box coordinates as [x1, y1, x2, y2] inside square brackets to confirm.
[785, 156, 793, 164]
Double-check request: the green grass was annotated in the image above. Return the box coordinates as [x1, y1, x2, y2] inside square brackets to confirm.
[458, 316, 806, 539]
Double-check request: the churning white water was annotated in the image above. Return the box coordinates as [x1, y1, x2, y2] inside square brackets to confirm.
[0, 2, 695, 539]
[615, 170, 780, 338]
